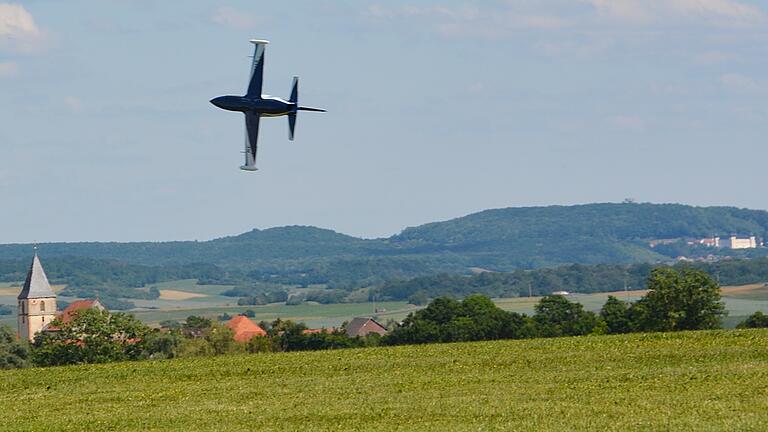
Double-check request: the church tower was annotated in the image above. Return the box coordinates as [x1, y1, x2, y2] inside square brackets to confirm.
[17, 253, 57, 341]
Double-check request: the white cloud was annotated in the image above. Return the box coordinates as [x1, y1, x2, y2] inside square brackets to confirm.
[721, 73, 760, 91]
[584, 0, 766, 25]
[0, 60, 17, 77]
[212, 6, 255, 30]
[0, 3, 46, 52]
[365, 4, 569, 39]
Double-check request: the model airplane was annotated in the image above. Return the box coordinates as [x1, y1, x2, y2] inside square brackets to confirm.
[210, 40, 325, 171]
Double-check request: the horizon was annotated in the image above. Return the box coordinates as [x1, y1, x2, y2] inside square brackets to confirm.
[2, 1, 767, 243]
[2, 200, 767, 244]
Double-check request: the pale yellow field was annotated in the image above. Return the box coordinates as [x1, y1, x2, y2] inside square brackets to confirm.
[158, 289, 209, 300]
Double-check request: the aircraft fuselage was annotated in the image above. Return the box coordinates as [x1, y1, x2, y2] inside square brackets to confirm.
[210, 95, 295, 117]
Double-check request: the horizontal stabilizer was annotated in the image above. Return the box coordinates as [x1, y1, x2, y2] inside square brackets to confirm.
[298, 106, 326, 112]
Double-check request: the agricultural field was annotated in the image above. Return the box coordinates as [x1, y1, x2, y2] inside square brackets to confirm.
[129, 301, 412, 329]
[1, 279, 766, 330]
[1, 329, 767, 431]
[492, 284, 768, 328]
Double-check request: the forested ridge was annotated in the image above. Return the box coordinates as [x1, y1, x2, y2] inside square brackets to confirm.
[1, 203, 768, 302]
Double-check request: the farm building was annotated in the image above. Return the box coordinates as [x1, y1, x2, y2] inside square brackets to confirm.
[344, 317, 388, 337]
[225, 315, 267, 342]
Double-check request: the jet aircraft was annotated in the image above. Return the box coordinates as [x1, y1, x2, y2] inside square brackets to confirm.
[210, 40, 325, 171]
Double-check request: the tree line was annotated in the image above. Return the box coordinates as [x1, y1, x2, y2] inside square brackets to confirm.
[4, 254, 768, 309]
[2, 267, 767, 369]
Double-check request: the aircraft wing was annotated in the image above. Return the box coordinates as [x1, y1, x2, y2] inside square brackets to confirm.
[242, 112, 260, 170]
[245, 40, 268, 98]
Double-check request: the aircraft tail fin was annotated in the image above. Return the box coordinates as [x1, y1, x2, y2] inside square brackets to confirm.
[288, 112, 297, 141]
[287, 76, 324, 139]
[288, 77, 298, 140]
[289, 76, 298, 104]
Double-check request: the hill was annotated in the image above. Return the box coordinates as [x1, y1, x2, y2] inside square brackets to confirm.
[389, 203, 768, 267]
[1, 203, 768, 288]
[1, 330, 766, 431]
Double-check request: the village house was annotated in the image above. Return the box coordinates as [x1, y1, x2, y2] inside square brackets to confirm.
[225, 315, 267, 342]
[344, 317, 388, 337]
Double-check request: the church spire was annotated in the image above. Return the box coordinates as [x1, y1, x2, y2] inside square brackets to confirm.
[17, 252, 55, 300]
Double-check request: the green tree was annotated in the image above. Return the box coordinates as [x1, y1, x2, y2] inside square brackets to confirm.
[418, 297, 463, 325]
[0, 325, 29, 369]
[383, 318, 440, 345]
[176, 338, 213, 358]
[205, 322, 238, 355]
[246, 336, 272, 353]
[143, 330, 184, 359]
[737, 311, 768, 329]
[533, 295, 599, 337]
[407, 291, 429, 306]
[384, 295, 532, 345]
[631, 268, 725, 332]
[184, 315, 212, 331]
[31, 308, 151, 367]
[600, 296, 631, 334]
[442, 317, 482, 342]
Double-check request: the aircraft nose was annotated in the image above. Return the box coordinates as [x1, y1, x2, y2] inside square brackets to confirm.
[210, 97, 223, 107]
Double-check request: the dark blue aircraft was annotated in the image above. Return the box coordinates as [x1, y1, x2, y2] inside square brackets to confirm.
[210, 40, 325, 171]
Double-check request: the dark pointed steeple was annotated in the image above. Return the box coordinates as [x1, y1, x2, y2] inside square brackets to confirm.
[17, 253, 55, 300]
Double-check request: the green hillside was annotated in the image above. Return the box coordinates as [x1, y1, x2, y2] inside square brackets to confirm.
[1, 203, 768, 288]
[1, 330, 767, 431]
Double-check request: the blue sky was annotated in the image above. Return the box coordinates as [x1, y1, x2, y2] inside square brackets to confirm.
[1, 0, 767, 242]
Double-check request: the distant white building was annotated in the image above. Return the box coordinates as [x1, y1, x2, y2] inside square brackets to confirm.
[699, 236, 759, 249]
[720, 235, 758, 249]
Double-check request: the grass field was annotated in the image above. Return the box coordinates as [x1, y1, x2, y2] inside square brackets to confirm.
[1, 330, 767, 431]
[128, 301, 412, 328]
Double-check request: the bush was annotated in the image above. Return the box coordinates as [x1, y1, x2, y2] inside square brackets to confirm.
[737, 311, 768, 329]
[0, 325, 29, 369]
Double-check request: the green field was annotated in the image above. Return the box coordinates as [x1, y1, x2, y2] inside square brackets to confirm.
[2, 330, 767, 431]
[128, 301, 412, 329]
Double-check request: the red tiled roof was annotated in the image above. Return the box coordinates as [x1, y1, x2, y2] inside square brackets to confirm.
[225, 315, 267, 342]
[59, 299, 104, 324]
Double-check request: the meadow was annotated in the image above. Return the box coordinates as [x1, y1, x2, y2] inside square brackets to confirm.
[1, 329, 767, 431]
